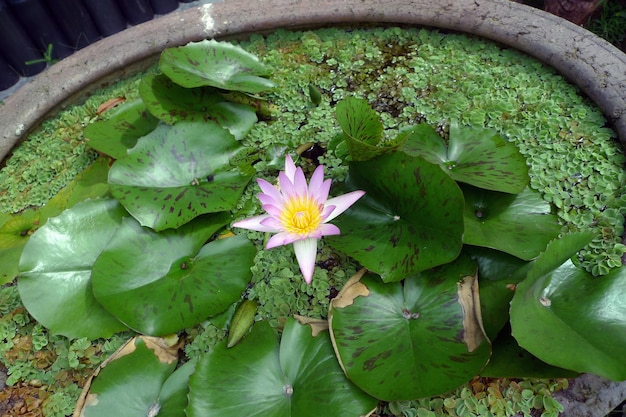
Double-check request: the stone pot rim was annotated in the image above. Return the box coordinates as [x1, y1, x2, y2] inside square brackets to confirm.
[1, 0, 626, 162]
[0, 1, 625, 414]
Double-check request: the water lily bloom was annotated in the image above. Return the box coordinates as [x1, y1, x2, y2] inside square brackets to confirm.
[233, 155, 365, 284]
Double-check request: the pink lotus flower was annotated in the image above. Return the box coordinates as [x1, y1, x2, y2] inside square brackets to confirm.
[233, 155, 365, 284]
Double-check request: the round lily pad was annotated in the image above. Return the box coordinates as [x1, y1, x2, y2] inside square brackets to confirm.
[92, 214, 255, 336]
[159, 39, 275, 93]
[328, 151, 464, 282]
[108, 120, 253, 231]
[84, 99, 159, 159]
[462, 185, 561, 260]
[139, 73, 258, 140]
[77, 336, 189, 417]
[329, 262, 491, 401]
[402, 123, 528, 193]
[187, 318, 377, 417]
[18, 199, 129, 339]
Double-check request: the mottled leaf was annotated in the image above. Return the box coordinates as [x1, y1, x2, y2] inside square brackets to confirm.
[336, 97, 406, 161]
[84, 99, 158, 159]
[108, 120, 253, 231]
[403, 123, 528, 193]
[92, 214, 254, 336]
[462, 185, 561, 260]
[329, 262, 491, 401]
[338, 96, 379, 145]
[139, 73, 257, 140]
[328, 151, 464, 282]
[160, 39, 275, 93]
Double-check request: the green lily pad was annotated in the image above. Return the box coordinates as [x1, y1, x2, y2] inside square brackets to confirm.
[0, 245, 24, 284]
[0, 208, 39, 250]
[160, 39, 275, 93]
[0, 209, 40, 284]
[403, 123, 528, 193]
[84, 99, 159, 159]
[329, 262, 491, 401]
[34, 157, 112, 222]
[466, 246, 532, 339]
[0, 212, 10, 228]
[510, 232, 626, 380]
[108, 120, 253, 231]
[139, 73, 257, 140]
[335, 96, 383, 161]
[63, 157, 112, 208]
[462, 185, 561, 260]
[18, 199, 129, 339]
[91, 215, 255, 336]
[78, 336, 190, 417]
[335, 97, 408, 161]
[481, 325, 579, 379]
[157, 359, 197, 416]
[328, 151, 464, 282]
[187, 318, 377, 417]
[525, 230, 595, 278]
[0, 159, 111, 285]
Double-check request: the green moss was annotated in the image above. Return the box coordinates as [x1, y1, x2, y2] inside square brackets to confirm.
[183, 321, 227, 361]
[0, 70, 150, 214]
[245, 241, 356, 329]
[386, 378, 568, 417]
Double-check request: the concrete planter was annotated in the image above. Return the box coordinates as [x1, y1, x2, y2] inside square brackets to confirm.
[0, 1, 624, 415]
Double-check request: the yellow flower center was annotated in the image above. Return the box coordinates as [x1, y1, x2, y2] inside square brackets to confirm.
[279, 196, 323, 236]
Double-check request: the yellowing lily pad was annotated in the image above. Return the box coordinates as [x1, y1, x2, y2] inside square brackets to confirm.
[329, 259, 491, 401]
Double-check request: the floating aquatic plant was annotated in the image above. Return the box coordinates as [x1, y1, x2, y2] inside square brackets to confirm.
[1, 28, 625, 417]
